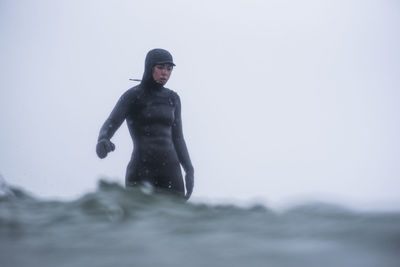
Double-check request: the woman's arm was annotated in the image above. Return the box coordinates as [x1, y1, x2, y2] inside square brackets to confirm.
[96, 89, 135, 158]
[171, 93, 194, 198]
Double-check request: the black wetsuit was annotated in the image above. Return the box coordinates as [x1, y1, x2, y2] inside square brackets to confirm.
[97, 49, 194, 198]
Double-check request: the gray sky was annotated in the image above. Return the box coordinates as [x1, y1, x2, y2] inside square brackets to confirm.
[1, 0, 399, 210]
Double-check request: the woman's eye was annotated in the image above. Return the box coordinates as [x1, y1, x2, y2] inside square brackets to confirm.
[155, 65, 172, 71]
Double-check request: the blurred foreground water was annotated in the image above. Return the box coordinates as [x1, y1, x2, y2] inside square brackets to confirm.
[1, 179, 399, 267]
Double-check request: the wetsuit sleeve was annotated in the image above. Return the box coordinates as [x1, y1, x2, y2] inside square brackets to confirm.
[98, 90, 134, 141]
[172, 93, 194, 175]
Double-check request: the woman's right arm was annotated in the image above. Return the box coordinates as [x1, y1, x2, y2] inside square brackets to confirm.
[96, 89, 135, 158]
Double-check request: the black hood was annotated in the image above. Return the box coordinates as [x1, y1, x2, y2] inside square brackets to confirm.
[141, 48, 175, 89]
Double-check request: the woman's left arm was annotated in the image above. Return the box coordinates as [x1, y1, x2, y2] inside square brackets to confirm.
[172, 93, 194, 198]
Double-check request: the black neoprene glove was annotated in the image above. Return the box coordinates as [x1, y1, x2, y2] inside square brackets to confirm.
[96, 139, 115, 159]
[185, 172, 194, 200]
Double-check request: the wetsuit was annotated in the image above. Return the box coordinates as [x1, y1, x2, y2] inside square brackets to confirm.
[96, 49, 194, 198]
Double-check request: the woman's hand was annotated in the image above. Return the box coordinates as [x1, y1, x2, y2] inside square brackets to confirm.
[184, 172, 194, 200]
[96, 139, 115, 159]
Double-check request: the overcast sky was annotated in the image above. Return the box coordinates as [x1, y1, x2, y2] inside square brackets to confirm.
[1, 0, 399, 210]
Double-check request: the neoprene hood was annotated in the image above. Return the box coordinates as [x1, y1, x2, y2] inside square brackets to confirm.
[141, 48, 176, 84]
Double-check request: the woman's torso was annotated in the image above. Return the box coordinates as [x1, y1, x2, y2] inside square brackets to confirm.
[124, 86, 182, 184]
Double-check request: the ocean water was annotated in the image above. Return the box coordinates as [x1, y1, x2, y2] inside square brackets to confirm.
[0, 180, 399, 267]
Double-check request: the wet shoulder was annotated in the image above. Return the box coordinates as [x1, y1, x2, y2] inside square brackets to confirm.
[118, 85, 144, 105]
[164, 87, 180, 104]
[122, 85, 141, 99]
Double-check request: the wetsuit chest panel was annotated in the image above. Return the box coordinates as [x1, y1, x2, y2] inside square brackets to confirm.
[131, 93, 175, 126]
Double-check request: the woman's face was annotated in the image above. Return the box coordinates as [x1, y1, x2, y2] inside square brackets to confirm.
[152, 64, 173, 85]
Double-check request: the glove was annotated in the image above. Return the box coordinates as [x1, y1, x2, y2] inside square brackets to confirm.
[184, 172, 194, 200]
[96, 139, 115, 159]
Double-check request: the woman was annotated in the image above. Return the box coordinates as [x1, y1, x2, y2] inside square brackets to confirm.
[96, 49, 194, 199]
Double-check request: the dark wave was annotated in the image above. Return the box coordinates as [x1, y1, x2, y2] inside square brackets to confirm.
[1, 178, 400, 267]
